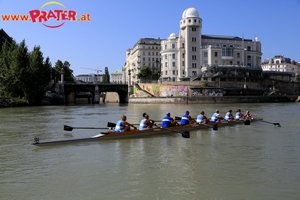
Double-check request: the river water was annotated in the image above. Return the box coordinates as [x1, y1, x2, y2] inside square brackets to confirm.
[0, 102, 299, 200]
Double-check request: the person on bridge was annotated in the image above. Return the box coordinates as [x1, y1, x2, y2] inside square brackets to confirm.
[162, 112, 179, 128]
[114, 115, 136, 133]
[139, 113, 155, 130]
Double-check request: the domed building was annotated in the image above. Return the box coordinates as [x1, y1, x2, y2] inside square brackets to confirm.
[124, 7, 263, 85]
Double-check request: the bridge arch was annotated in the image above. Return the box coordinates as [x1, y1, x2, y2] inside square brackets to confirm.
[63, 83, 128, 104]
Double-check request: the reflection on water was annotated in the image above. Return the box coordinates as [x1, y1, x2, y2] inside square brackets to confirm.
[0, 103, 300, 199]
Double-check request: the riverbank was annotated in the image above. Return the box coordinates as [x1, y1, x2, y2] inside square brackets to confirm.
[129, 95, 296, 104]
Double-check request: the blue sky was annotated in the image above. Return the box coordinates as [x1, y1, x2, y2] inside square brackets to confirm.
[1, 0, 300, 76]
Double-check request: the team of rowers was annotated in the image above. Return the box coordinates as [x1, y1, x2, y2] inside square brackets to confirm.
[114, 109, 252, 133]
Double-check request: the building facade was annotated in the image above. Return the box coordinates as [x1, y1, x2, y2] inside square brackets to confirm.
[75, 74, 103, 83]
[123, 7, 263, 83]
[123, 38, 162, 84]
[261, 55, 300, 80]
[111, 69, 123, 83]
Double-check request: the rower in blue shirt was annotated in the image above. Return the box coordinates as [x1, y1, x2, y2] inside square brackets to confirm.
[180, 110, 196, 125]
[224, 109, 234, 121]
[162, 112, 178, 128]
[210, 110, 224, 123]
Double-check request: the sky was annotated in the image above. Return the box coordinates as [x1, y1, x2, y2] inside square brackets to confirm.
[1, 0, 300, 76]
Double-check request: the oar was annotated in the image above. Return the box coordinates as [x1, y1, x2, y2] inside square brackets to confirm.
[260, 120, 281, 127]
[64, 125, 112, 131]
[154, 125, 190, 138]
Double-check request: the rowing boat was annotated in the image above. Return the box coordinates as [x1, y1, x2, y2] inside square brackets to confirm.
[31, 118, 262, 146]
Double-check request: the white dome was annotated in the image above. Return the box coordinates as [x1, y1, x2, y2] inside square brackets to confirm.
[182, 7, 199, 18]
[168, 33, 177, 39]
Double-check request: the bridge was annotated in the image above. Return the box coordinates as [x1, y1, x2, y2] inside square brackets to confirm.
[63, 83, 129, 104]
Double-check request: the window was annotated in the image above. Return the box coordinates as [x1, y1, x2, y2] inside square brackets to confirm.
[143, 58, 145, 61]
[237, 61, 240, 65]
[165, 55, 167, 59]
[182, 43, 184, 48]
[148, 58, 151, 61]
[194, 19, 196, 22]
[204, 52, 208, 57]
[152, 58, 154, 61]
[189, 19, 191, 22]
[183, 70, 185, 75]
[156, 52, 158, 56]
[182, 61, 185, 66]
[165, 62, 168, 67]
[192, 37, 196, 42]
[192, 47, 197, 51]
[165, 44, 167, 49]
[222, 47, 233, 57]
[172, 44, 175, 49]
[152, 52, 154, 55]
[215, 52, 218, 57]
[172, 54, 175, 59]
[215, 60, 218, 64]
[172, 62, 176, 67]
[247, 55, 251, 61]
[237, 53, 240, 58]
[165, 71, 168, 75]
[172, 70, 176, 75]
[143, 52, 145, 55]
[192, 27, 196, 31]
[182, 53, 184, 58]
[192, 55, 196, 60]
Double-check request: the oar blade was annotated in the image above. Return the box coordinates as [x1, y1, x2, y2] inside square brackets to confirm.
[181, 131, 190, 138]
[107, 122, 116, 128]
[175, 116, 181, 120]
[274, 123, 281, 127]
[64, 125, 73, 131]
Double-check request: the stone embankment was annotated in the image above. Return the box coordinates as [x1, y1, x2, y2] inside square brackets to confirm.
[129, 95, 296, 104]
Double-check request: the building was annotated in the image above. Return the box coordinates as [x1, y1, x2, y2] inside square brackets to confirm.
[0, 28, 13, 47]
[123, 7, 263, 84]
[75, 74, 103, 83]
[261, 55, 300, 80]
[111, 69, 123, 83]
[123, 38, 162, 84]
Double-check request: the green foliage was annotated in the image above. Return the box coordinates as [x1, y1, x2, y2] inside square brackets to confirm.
[137, 66, 152, 80]
[102, 67, 110, 83]
[296, 74, 300, 82]
[0, 39, 71, 105]
[53, 60, 74, 82]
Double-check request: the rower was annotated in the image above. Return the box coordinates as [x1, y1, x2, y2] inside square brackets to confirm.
[139, 113, 155, 130]
[180, 110, 196, 125]
[244, 110, 252, 119]
[210, 110, 224, 123]
[235, 109, 245, 121]
[114, 115, 136, 133]
[196, 111, 209, 124]
[162, 112, 178, 128]
[224, 109, 234, 122]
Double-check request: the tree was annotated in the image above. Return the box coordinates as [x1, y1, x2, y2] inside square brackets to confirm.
[296, 74, 300, 82]
[137, 66, 152, 81]
[102, 66, 110, 83]
[53, 60, 74, 82]
[0, 39, 52, 104]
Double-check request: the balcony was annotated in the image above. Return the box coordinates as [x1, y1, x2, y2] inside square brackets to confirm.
[222, 56, 234, 60]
